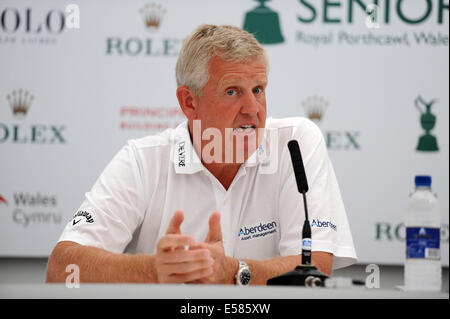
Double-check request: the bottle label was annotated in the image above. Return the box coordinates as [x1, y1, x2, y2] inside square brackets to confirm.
[406, 227, 440, 260]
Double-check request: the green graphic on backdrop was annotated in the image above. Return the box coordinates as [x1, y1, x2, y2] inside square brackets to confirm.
[243, 0, 284, 44]
[415, 95, 439, 152]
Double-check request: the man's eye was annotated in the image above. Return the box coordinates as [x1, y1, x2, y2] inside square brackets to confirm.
[253, 87, 263, 94]
[226, 89, 237, 96]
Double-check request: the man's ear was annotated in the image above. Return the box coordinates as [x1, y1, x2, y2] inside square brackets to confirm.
[177, 86, 198, 120]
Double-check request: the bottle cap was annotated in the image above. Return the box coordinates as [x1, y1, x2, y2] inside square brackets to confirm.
[415, 175, 431, 187]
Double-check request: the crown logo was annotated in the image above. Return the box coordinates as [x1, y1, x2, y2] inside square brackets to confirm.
[302, 95, 329, 123]
[139, 3, 166, 31]
[6, 89, 34, 118]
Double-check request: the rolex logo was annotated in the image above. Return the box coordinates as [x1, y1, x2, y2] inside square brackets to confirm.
[6, 89, 34, 118]
[139, 3, 166, 31]
[302, 95, 328, 123]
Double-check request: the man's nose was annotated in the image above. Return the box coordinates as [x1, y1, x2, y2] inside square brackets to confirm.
[240, 91, 260, 116]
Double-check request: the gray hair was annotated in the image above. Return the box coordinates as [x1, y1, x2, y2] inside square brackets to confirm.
[175, 24, 269, 96]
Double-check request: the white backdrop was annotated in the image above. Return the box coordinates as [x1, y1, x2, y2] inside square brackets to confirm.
[0, 0, 448, 266]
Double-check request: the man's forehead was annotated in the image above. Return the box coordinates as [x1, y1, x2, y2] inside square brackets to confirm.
[219, 73, 268, 86]
[210, 55, 266, 74]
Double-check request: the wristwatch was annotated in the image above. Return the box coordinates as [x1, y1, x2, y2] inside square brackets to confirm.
[235, 259, 251, 286]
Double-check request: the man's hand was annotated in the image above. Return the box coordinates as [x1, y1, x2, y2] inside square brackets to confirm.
[188, 212, 236, 284]
[155, 210, 215, 283]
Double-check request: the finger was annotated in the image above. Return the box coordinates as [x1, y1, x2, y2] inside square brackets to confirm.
[165, 210, 184, 235]
[166, 266, 215, 284]
[205, 211, 222, 243]
[160, 257, 215, 275]
[157, 234, 194, 253]
[159, 248, 211, 263]
[188, 242, 209, 250]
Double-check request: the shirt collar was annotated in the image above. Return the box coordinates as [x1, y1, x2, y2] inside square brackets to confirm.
[172, 120, 272, 174]
[172, 121, 204, 174]
[243, 127, 270, 168]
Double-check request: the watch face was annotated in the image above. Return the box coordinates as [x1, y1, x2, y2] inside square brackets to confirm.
[239, 270, 251, 285]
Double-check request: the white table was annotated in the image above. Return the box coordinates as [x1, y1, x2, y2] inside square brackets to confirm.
[0, 283, 447, 299]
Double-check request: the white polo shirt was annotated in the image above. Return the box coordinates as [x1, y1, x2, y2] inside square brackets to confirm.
[58, 117, 357, 269]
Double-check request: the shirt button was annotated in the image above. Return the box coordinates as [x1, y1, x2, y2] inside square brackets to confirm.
[223, 199, 227, 205]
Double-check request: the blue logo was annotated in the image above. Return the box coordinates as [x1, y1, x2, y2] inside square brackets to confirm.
[238, 221, 277, 241]
[311, 219, 337, 231]
[406, 227, 440, 259]
[302, 238, 312, 250]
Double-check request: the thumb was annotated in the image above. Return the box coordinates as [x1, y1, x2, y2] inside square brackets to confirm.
[205, 212, 222, 243]
[165, 210, 184, 235]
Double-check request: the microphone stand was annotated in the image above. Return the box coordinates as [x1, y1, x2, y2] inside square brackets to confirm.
[267, 141, 329, 287]
[267, 191, 328, 287]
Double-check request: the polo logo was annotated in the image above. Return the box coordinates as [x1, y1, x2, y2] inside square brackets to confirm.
[178, 141, 185, 167]
[238, 221, 278, 241]
[71, 210, 94, 226]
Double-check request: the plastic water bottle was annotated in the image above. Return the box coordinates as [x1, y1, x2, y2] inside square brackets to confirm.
[404, 175, 441, 291]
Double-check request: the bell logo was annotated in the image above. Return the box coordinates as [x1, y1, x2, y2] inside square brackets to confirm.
[243, 0, 285, 44]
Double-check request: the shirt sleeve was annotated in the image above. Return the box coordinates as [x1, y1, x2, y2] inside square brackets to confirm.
[57, 141, 146, 254]
[277, 118, 357, 269]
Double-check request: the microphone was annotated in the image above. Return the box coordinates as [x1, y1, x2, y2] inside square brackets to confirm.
[267, 140, 329, 287]
[287, 140, 308, 193]
[287, 140, 311, 265]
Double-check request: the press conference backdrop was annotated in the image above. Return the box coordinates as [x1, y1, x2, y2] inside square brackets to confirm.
[0, 0, 448, 267]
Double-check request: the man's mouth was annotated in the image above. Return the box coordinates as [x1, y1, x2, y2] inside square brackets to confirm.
[233, 124, 256, 136]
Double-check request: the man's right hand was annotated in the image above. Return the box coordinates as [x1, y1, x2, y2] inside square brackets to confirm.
[155, 210, 215, 283]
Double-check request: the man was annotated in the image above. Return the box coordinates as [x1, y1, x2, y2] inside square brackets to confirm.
[46, 24, 357, 285]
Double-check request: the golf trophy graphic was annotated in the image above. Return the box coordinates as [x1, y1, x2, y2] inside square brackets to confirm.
[415, 95, 439, 152]
[243, 0, 284, 44]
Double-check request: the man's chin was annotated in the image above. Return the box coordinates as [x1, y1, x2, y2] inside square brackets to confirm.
[229, 135, 262, 164]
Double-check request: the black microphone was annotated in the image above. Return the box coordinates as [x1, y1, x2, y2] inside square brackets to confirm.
[288, 140, 311, 265]
[267, 140, 329, 287]
[287, 140, 309, 193]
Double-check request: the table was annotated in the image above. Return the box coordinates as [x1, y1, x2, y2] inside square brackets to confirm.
[0, 283, 447, 299]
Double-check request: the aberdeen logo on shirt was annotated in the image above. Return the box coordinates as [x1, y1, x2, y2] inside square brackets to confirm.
[311, 219, 337, 231]
[71, 210, 94, 226]
[238, 221, 278, 241]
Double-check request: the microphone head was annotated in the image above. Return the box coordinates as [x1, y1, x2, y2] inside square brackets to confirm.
[287, 140, 309, 193]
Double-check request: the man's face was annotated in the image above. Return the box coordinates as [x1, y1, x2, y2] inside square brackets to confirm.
[191, 55, 268, 164]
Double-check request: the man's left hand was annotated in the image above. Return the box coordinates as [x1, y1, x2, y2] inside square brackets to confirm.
[187, 212, 236, 284]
